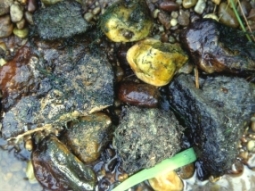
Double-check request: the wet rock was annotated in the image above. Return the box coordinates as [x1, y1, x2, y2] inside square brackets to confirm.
[218, 2, 239, 28]
[13, 27, 28, 38]
[113, 106, 183, 174]
[32, 1, 89, 40]
[0, 15, 14, 38]
[177, 10, 190, 26]
[1, 39, 114, 139]
[61, 113, 112, 163]
[99, 0, 152, 42]
[159, 1, 179, 12]
[168, 74, 255, 177]
[118, 81, 159, 107]
[10, 3, 24, 23]
[181, 19, 255, 74]
[127, 38, 188, 86]
[0, 0, 13, 16]
[32, 135, 96, 191]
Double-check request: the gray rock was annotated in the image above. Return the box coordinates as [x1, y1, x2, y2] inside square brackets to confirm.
[0, 0, 13, 16]
[33, 1, 89, 40]
[113, 106, 183, 174]
[0, 15, 13, 38]
[1, 39, 114, 139]
[168, 74, 255, 177]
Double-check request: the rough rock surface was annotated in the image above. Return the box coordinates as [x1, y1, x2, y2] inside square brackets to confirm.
[181, 19, 255, 74]
[113, 106, 183, 174]
[32, 1, 89, 40]
[168, 74, 255, 177]
[1, 39, 114, 139]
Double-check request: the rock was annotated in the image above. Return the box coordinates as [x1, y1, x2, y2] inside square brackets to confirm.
[183, 0, 197, 8]
[0, 15, 14, 38]
[1, 39, 114, 139]
[181, 19, 255, 74]
[0, 0, 13, 16]
[61, 113, 112, 163]
[158, 10, 171, 29]
[33, 1, 89, 40]
[126, 38, 188, 86]
[13, 27, 28, 38]
[218, 2, 239, 28]
[16, 18, 26, 29]
[194, 0, 206, 14]
[41, 0, 63, 6]
[177, 10, 190, 26]
[118, 81, 159, 107]
[10, 3, 24, 23]
[159, 1, 179, 12]
[113, 106, 183, 174]
[32, 135, 96, 191]
[27, 0, 37, 12]
[99, 0, 152, 42]
[168, 74, 255, 178]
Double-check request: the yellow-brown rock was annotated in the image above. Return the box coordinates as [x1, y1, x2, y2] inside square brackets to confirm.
[100, 0, 152, 42]
[149, 170, 183, 191]
[126, 38, 188, 86]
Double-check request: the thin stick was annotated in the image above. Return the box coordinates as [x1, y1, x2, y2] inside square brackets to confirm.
[194, 66, 200, 89]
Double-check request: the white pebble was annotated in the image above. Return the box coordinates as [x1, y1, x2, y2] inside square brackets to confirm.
[170, 18, 178, 27]
[10, 3, 24, 23]
[247, 140, 255, 152]
[194, 0, 206, 14]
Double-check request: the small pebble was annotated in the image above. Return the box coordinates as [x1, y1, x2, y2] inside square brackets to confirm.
[177, 10, 190, 26]
[84, 12, 93, 22]
[211, 0, 221, 5]
[171, 11, 179, 19]
[13, 27, 28, 38]
[247, 140, 255, 152]
[10, 3, 24, 23]
[153, 9, 160, 18]
[183, 0, 198, 8]
[0, 15, 14, 38]
[0, 0, 12, 16]
[92, 7, 101, 15]
[170, 18, 178, 27]
[27, 0, 37, 12]
[159, 1, 179, 12]
[194, 0, 206, 14]
[203, 13, 219, 21]
[25, 11, 34, 25]
[16, 18, 26, 29]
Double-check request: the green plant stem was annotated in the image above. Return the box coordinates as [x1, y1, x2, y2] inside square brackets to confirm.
[229, 0, 252, 41]
[112, 147, 197, 191]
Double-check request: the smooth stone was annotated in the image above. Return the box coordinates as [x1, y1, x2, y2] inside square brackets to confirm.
[25, 11, 34, 25]
[0, 15, 14, 38]
[27, 0, 36, 12]
[10, 3, 24, 23]
[13, 27, 28, 38]
[16, 18, 26, 29]
[194, 0, 206, 14]
[0, 0, 13, 16]
[183, 0, 197, 8]
[177, 10, 190, 26]
[159, 1, 179, 12]
[211, 0, 221, 5]
[218, 2, 239, 28]
[41, 0, 63, 5]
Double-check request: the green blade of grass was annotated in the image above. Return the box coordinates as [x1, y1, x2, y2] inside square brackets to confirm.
[112, 147, 197, 191]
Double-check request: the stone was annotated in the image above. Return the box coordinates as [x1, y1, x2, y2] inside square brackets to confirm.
[13, 27, 28, 38]
[181, 19, 255, 74]
[183, 0, 197, 8]
[10, 3, 24, 23]
[218, 2, 239, 28]
[33, 1, 89, 40]
[16, 18, 26, 29]
[113, 106, 183, 173]
[168, 74, 255, 178]
[0, 0, 13, 16]
[0, 15, 13, 38]
[126, 38, 188, 86]
[194, 0, 206, 14]
[61, 113, 112, 163]
[177, 10, 190, 26]
[41, 0, 63, 6]
[159, 1, 179, 12]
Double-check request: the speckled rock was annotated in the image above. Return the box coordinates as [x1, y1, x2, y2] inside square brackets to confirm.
[0, 15, 13, 38]
[33, 1, 89, 40]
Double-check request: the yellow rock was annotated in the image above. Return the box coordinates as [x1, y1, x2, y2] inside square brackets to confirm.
[100, 0, 152, 42]
[127, 38, 188, 86]
[149, 170, 183, 191]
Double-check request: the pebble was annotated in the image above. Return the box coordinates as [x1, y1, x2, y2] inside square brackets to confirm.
[183, 0, 198, 8]
[170, 18, 178, 26]
[218, 2, 239, 28]
[0, 0, 13, 16]
[247, 140, 255, 152]
[239, 0, 252, 17]
[251, 121, 255, 132]
[159, 1, 179, 12]
[203, 13, 219, 21]
[194, 0, 206, 14]
[13, 27, 28, 38]
[10, 3, 24, 23]
[16, 18, 26, 29]
[41, 0, 63, 5]
[177, 10, 190, 26]
[27, 0, 37, 12]
[158, 11, 171, 29]
[0, 15, 14, 38]
[211, 0, 221, 5]
[92, 7, 101, 15]
[153, 9, 160, 18]
[84, 12, 93, 22]
[25, 11, 34, 25]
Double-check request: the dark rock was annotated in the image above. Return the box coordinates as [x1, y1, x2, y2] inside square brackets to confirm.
[168, 74, 255, 178]
[32, 135, 96, 191]
[113, 106, 182, 174]
[118, 82, 159, 107]
[159, 1, 179, 12]
[1, 39, 114, 139]
[181, 19, 255, 74]
[32, 1, 89, 40]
